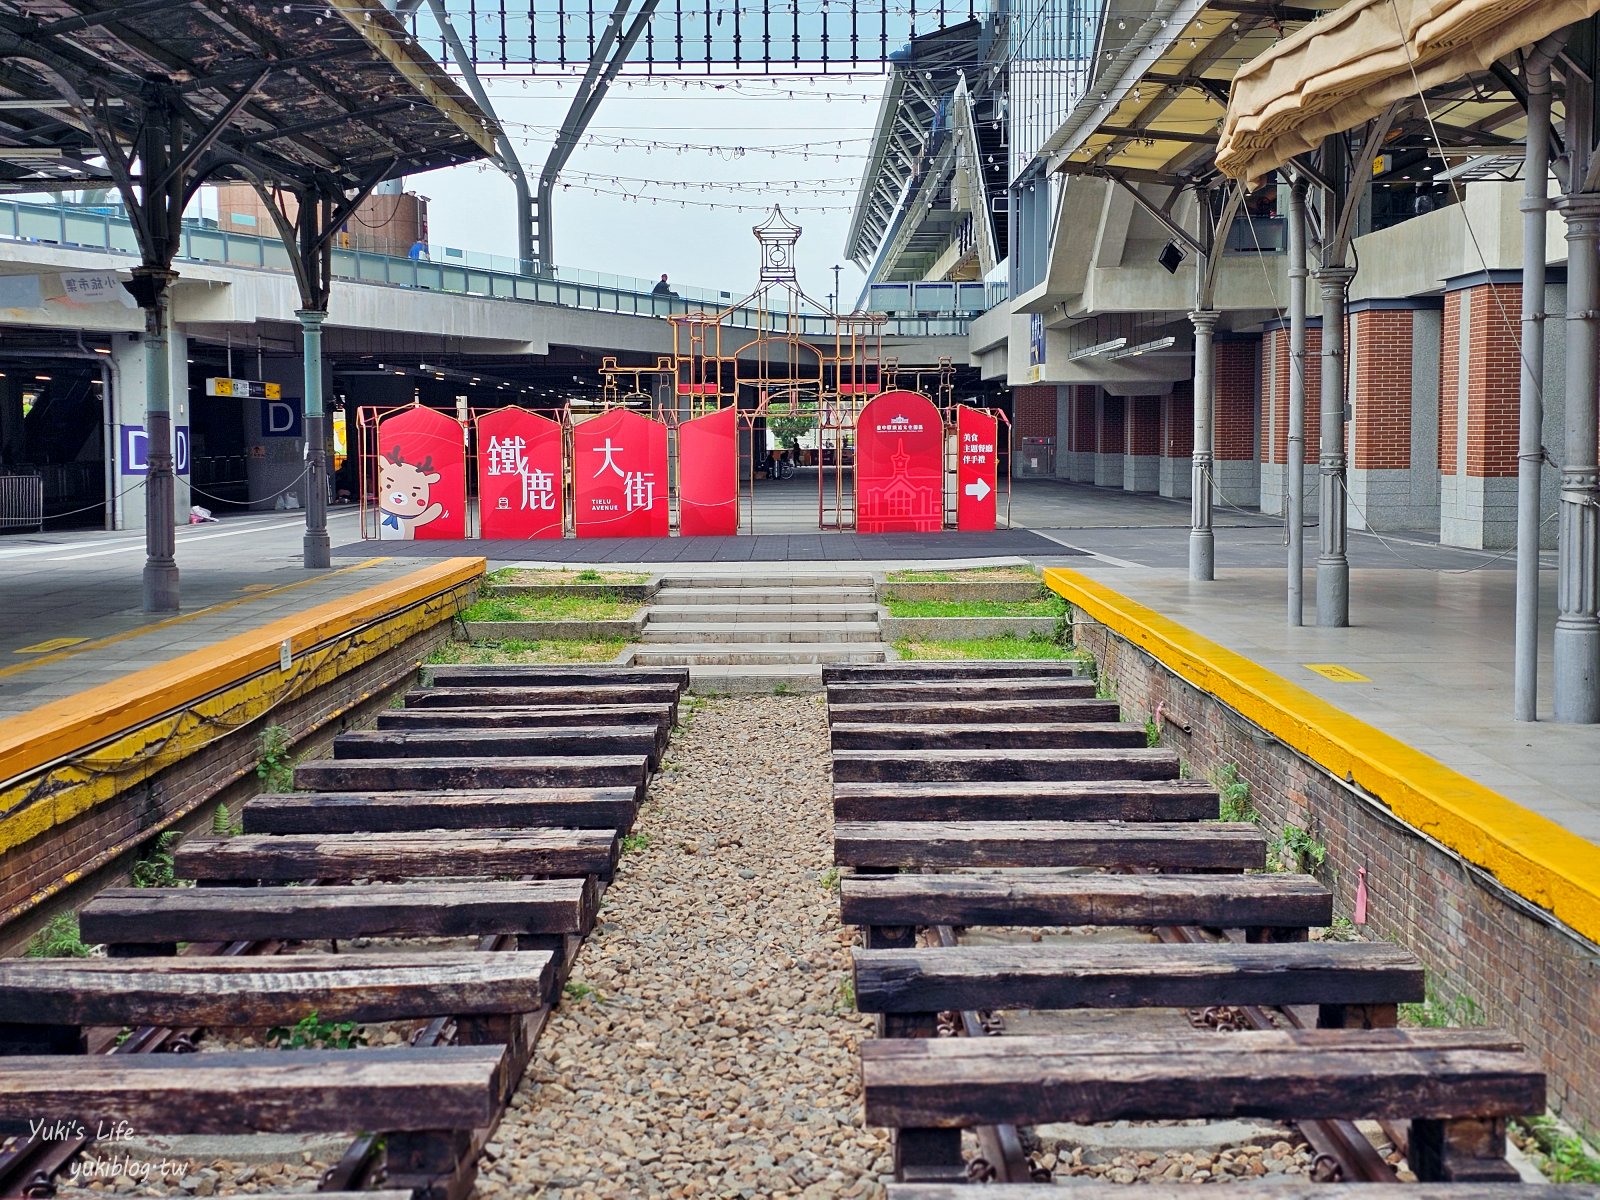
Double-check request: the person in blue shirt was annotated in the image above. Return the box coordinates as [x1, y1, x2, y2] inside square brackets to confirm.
[408, 239, 428, 261]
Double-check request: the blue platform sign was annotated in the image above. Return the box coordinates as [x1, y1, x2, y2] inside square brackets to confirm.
[119, 425, 189, 475]
[262, 398, 302, 438]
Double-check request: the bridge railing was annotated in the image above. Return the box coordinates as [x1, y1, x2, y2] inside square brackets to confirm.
[0, 199, 996, 337]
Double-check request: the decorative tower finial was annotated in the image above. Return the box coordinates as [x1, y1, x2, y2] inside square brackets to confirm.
[753, 206, 802, 282]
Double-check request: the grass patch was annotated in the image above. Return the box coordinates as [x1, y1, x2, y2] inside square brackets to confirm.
[495, 568, 648, 586]
[893, 633, 1075, 660]
[25, 912, 92, 958]
[885, 566, 1040, 583]
[1399, 979, 1485, 1028]
[429, 639, 627, 664]
[881, 594, 1062, 618]
[1516, 1117, 1600, 1183]
[462, 592, 642, 622]
[1214, 765, 1256, 822]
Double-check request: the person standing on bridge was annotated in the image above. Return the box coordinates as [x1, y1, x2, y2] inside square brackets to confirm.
[408, 238, 428, 262]
[652, 273, 676, 297]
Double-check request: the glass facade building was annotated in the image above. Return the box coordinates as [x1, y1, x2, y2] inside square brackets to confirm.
[1007, 0, 1100, 182]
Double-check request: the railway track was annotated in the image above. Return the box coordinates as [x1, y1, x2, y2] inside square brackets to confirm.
[0, 665, 688, 1200]
[823, 661, 1577, 1198]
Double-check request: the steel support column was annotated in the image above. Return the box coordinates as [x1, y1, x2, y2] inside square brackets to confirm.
[1287, 178, 1309, 626]
[1189, 308, 1220, 581]
[1553, 192, 1600, 723]
[299, 309, 330, 569]
[1315, 265, 1355, 628]
[137, 268, 178, 613]
[1513, 55, 1555, 721]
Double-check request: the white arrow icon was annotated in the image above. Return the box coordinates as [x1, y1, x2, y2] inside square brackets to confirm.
[964, 477, 992, 501]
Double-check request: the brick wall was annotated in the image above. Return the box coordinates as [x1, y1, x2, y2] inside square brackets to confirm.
[1013, 384, 1058, 441]
[1126, 396, 1161, 456]
[1463, 284, 1522, 477]
[1074, 614, 1600, 1132]
[1440, 292, 1460, 474]
[1216, 341, 1258, 461]
[1165, 380, 1194, 460]
[1262, 327, 1323, 465]
[1074, 387, 1097, 452]
[212, 183, 426, 257]
[0, 625, 451, 929]
[1353, 310, 1415, 470]
[1099, 395, 1125, 454]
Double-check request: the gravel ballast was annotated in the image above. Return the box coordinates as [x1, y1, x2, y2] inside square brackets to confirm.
[476, 693, 887, 1199]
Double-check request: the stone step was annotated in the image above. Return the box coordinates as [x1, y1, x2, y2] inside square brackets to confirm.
[656, 574, 875, 589]
[647, 603, 879, 623]
[631, 641, 890, 666]
[652, 587, 877, 606]
[642, 622, 883, 644]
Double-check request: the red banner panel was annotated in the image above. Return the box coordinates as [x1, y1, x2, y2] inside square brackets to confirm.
[573, 407, 669, 538]
[677, 404, 739, 536]
[856, 390, 944, 534]
[477, 407, 564, 539]
[374, 405, 465, 540]
[955, 404, 998, 531]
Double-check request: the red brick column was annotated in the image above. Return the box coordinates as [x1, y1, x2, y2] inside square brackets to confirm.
[1439, 280, 1521, 546]
[1214, 339, 1259, 503]
[1096, 395, 1124, 488]
[1260, 322, 1322, 514]
[1124, 395, 1161, 492]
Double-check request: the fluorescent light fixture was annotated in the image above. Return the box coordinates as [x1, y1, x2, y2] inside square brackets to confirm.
[1068, 337, 1127, 361]
[1107, 336, 1178, 360]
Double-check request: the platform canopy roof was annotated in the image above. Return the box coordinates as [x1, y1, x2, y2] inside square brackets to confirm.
[1044, 0, 1539, 192]
[0, 0, 499, 195]
[1216, 0, 1598, 180]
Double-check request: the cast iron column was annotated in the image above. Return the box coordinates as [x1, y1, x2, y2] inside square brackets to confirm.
[137, 266, 179, 613]
[298, 308, 330, 569]
[1287, 179, 1309, 626]
[1553, 193, 1600, 722]
[1315, 265, 1356, 627]
[1188, 308, 1220, 581]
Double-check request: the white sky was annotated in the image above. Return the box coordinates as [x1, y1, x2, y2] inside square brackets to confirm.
[410, 71, 885, 304]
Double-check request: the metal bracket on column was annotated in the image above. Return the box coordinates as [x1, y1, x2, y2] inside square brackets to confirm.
[1097, 168, 1204, 254]
[423, 0, 536, 272]
[535, 0, 662, 272]
[1329, 101, 1403, 259]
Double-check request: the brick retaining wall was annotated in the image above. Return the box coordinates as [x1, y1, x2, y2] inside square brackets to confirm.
[1073, 611, 1600, 1132]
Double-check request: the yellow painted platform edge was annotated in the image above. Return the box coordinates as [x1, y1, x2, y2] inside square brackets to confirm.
[0, 557, 486, 784]
[1045, 567, 1600, 946]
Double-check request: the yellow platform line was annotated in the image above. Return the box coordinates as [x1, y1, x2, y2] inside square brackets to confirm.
[0, 557, 484, 808]
[1045, 567, 1600, 947]
[0, 558, 389, 682]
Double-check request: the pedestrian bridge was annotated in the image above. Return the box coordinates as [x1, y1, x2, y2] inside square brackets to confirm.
[0, 198, 997, 361]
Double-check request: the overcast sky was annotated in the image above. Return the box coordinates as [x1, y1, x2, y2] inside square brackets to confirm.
[411, 72, 885, 305]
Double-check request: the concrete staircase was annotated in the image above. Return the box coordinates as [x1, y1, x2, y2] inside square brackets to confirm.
[630, 574, 888, 675]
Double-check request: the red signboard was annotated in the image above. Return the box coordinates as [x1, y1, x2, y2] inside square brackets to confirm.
[677, 404, 739, 536]
[572, 407, 669, 538]
[477, 407, 564, 540]
[855, 390, 944, 534]
[374, 405, 465, 540]
[955, 404, 998, 531]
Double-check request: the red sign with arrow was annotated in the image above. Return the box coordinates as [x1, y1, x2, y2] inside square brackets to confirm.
[955, 404, 998, 531]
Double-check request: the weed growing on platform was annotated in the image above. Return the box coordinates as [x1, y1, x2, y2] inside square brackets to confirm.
[1269, 824, 1326, 873]
[563, 980, 604, 1003]
[498, 568, 648, 586]
[1144, 715, 1161, 747]
[132, 831, 187, 887]
[25, 912, 91, 958]
[773, 682, 790, 695]
[621, 832, 652, 854]
[266, 1011, 367, 1050]
[894, 633, 1074, 660]
[211, 803, 243, 837]
[835, 974, 857, 1012]
[1516, 1117, 1600, 1183]
[256, 725, 295, 793]
[1318, 916, 1362, 942]
[819, 867, 841, 893]
[1214, 765, 1256, 822]
[1400, 979, 1485, 1028]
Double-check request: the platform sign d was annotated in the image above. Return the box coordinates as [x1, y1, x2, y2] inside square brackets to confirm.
[955, 405, 997, 531]
[477, 407, 564, 540]
[261, 398, 302, 438]
[573, 407, 669, 538]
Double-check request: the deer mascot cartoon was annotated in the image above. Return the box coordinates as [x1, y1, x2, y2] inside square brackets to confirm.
[376, 447, 445, 539]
